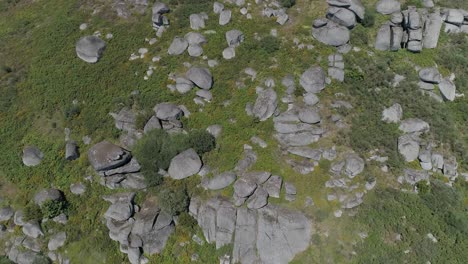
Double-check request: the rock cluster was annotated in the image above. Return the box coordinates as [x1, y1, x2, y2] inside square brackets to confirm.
[168, 32, 207, 57]
[247, 87, 278, 121]
[152, 2, 170, 31]
[223, 29, 244, 60]
[375, 7, 446, 52]
[262, 2, 289, 25]
[190, 197, 311, 264]
[88, 141, 147, 190]
[417, 67, 457, 101]
[103, 193, 174, 264]
[312, 0, 365, 47]
[442, 8, 468, 34]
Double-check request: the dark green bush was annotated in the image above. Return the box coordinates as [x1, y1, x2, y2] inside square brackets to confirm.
[259, 36, 281, 54]
[280, 0, 296, 8]
[0, 256, 14, 264]
[32, 255, 52, 264]
[41, 199, 67, 219]
[24, 203, 43, 221]
[361, 8, 375, 28]
[187, 130, 216, 155]
[158, 184, 189, 216]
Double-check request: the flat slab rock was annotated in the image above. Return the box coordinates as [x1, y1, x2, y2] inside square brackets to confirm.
[190, 198, 311, 264]
[88, 141, 132, 171]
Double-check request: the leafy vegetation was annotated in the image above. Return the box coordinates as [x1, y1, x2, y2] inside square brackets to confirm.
[41, 199, 68, 219]
[280, 0, 296, 8]
[158, 183, 190, 216]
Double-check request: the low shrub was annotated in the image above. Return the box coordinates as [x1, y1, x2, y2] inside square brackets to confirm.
[24, 203, 43, 221]
[259, 36, 281, 54]
[158, 184, 189, 216]
[361, 8, 375, 28]
[280, 0, 296, 8]
[41, 199, 68, 219]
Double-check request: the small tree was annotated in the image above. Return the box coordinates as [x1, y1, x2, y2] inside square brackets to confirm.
[187, 130, 216, 155]
[158, 184, 189, 216]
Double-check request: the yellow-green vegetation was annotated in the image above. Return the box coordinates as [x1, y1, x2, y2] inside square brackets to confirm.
[1, 0, 467, 263]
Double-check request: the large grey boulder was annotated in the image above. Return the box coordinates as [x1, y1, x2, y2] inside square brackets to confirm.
[22, 221, 43, 238]
[219, 10, 232, 25]
[175, 77, 195, 94]
[381, 103, 403, 123]
[375, 24, 392, 51]
[48, 232, 66, 251]
[190, 13, 206, 30]
[298, 108, 321, 124]
[22, 146, 44, 167]
[226, 30, 244, 47]
[327, 7, 356, 28]
[445, 9, 464, 26]
[88, 141, 131, 171]
[344, 155, 365, 178]
[76, 36, 106, 63]
[184, 32, 207, 45]
[153, 103, 183, 120]
[0, 207, 14, 222]
[399, 118, 430, 133]
[168, 37, 188, 55]
[423, 12, 443, 49]
[439, 78, 456, 101]
[213, 2, 224, 14]
[105, 202, 134, 221]
[110, 108, 136, 132]
[300, 67, 326, 93]
[233, 178, 257, 198]
[243, 171, 272, 185]
[232, 208, 258, 264]
[188, 44, 203, 57]
[256, 206, 311, 264]
[312, 19, 350, 47]
[143, 116, 162, 133]
[264, 175, 282, 198]
[215, 201, 236, 249]
[419, 67, 441, 84]
[65, 141, 79, 160]
[168, 149, 202, 180]
[376, 0, 400, 15]
[153, 2, 170, 15]
[398, 134, 420, 162]
[34, 188, 63, 206]
[186, 67, 213, 90]
[327, 0, 365, 20]
[246, 186, 269, 209]
[202, 171, 237, 190]
[252, 88, 278, 121]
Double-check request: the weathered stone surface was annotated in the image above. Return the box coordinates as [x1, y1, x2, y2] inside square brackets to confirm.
[168, 149, 202, 180]
[275, 132, 320, 146]
[88, 141, 131, 171]
[376, 0, 400, 15]
[312, 19, 350, 47]
[215, 201, 236, 249]
[34, 188, 63, 206]
[445, 9, 464, 26]
[327, 0, 365, 19]
[287, 147, 322, 160]
[185, 32, 207, 45]
[246, 186, 269, 209]
[105, 202, 134, 221]
[153, 2, 170, 15]
[188, 44, 203, 57]
[190, 13, 206, 30]
[256, 205, 311, 264]
[264, 175, 282, 198]
[398, 134, 420, 162]
[222, 47, 236, 60]
[242, 171, 272, 185]
[401, 168, 429, 185]
[252, 88, 278, 121]
[375, 24, 391, 51]
[419, 67, 442, 84]
[399, 118, 430, 133]
[213, 2, 224, 14]
[327, 7, 356, 28]
[232, 207, 258, 264]
[344, 155, 365, 178]
[153, 103, 182, 120]
[423, 11, 443, 49]
[303, 93, 320, 106]
[381, 103, 403, 123]
[186, 67, 213, 90]
[22, 221, 43, 238]
[70, 182, 86, 195]
[76, 36, 106, 63]
[219, 10, 232, 25]
[0, 207, 14, 222]
[233, 178, 257, 198]
[202, 171, 237, 190]
[168, 37, 188, 55]
[300, 67, 326, 93]
[439, 78, 456, 101]
[144, 116, 162, 133]
[48, 232, 66, 251]
[22, 146, 44, 167]
[298, 108, 321, 124]
[226, 30, 245, 47]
